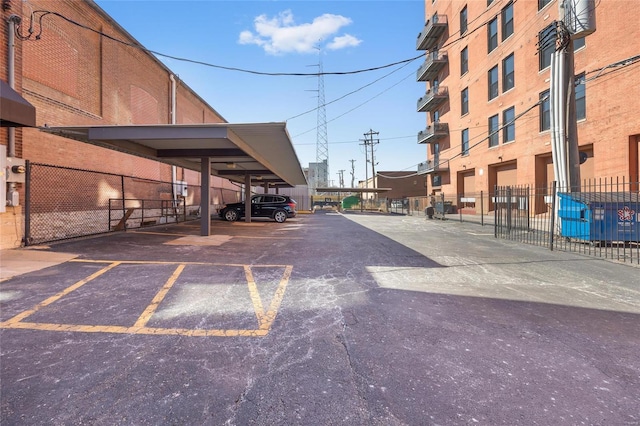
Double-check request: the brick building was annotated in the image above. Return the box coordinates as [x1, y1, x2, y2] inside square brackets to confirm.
[1, 0, 245, 248]
[416, 0, 640, 205]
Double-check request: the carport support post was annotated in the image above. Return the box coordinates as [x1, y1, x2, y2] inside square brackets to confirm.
[200, 157, 211, 236]
[245, 173, 252, 222]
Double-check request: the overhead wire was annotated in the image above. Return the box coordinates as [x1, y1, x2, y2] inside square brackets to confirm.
[13, 9, 426, 77]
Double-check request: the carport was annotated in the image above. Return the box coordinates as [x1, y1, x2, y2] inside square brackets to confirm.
[0, 79, 36, 128]
[42, 123, 307, 236]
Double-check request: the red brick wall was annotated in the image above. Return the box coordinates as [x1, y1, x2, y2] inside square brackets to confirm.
[1, 0, 234, 248]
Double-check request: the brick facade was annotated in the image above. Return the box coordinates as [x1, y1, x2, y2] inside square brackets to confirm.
[0, 0, 238, 248]
[418, 0, 640, 201]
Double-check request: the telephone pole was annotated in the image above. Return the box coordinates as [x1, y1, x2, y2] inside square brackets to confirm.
[362, 129, 380, 194]
[349, 159, 356, 188]
[337, 170, 345, 188]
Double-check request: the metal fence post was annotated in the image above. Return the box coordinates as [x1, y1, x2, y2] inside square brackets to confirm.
[24, 160, 31, 246]
[549, 181, 556, 251]
[494, 186, 498, 238]
[480, 190, 484, 227]
[121, 176, 126, 231]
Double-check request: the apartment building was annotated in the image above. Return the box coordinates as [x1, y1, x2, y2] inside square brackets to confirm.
[416, 0, 640, 207]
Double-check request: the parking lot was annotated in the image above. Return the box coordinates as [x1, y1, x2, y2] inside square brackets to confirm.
[1, 212, 639, 425]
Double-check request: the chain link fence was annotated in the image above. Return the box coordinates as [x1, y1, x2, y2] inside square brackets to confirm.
[25, 163, 207, 245]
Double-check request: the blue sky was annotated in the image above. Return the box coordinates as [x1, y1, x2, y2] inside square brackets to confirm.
[95, 0, 428, 186]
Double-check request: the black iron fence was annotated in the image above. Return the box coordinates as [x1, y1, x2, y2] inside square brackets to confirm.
[408, 179, 640, 265]
[495, 179, 640, 264]
[25, 163, 205, 245]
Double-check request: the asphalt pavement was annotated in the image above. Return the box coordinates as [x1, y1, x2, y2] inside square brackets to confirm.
[1, 211, 639, 425]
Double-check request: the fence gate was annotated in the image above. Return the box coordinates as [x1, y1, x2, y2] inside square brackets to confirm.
[494, 185, 537, 241]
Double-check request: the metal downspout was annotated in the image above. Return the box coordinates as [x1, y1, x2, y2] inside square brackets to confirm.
[170, 74, 178, 216]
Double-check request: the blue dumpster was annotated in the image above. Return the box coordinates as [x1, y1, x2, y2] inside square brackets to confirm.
[557, 192, 640, 243]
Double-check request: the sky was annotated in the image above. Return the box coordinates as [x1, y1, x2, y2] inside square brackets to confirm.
[94, 0, 428, 186]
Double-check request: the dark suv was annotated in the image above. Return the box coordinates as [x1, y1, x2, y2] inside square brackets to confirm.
[219, 195, 297, 223]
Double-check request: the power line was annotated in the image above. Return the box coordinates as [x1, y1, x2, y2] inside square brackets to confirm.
[13, 9, 425, 77]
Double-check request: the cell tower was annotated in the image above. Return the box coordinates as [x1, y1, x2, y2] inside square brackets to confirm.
[315, 50, 329, 188]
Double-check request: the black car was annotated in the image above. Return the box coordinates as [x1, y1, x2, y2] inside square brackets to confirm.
[219, 195, 297, 223]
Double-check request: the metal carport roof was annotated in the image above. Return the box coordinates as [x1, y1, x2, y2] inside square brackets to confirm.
[1, 79, 36, 128]
[41, 123, 307, 236]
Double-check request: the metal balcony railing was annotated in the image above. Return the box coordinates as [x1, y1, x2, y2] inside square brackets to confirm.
[417, 86, 449, 112]
[416, 51, 448, 82]
[417, 122, 449, 144]
[416, 14, 448, 51]
[423, 158, 449, 173]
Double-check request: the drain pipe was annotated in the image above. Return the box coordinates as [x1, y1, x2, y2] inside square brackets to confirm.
[6, 15, 19, 157]
[170, 74, 178, 212]
[6, 15, 20, 203]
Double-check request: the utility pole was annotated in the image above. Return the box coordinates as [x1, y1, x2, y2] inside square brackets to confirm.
[360, 138, 369, 193]
[349, 159, 356, 188]
[362, 129, 380, 196]
[337, 170, 345, 188]
[551, 0, 596, 192]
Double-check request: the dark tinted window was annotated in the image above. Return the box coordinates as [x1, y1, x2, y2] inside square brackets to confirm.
[489, 114, 499, 147]
[503, 53, 514, 92]
[576, 74, 586, 120]
[502, 2, 514, 40]
[462, 128, 470, 155]
[460, 6, 468, 35]
[488, 66, 498, 100]
[488, 18, 498, 52]
[503, 107, 515, 143]
[461, 87, 469, 115]
[540, 90, 550, 131]
[461, 46, 469, 75]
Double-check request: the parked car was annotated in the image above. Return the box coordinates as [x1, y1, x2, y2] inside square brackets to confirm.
[219, 195, 297, 223]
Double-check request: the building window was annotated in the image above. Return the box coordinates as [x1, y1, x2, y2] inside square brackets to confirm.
[488, 66, 498, 100]
[503, 107, 515, 143]
[462, 128, 470, 155]
[488, 17, 498, 52]
[574, 36, 585, 51]
[460, 6, 468, 35]
[503, 53, 515, 92]
[539, 24, 556, 70]
[576, 73, 586, 120]
[461, 87, 469, 115]
[540, 90, 550, 131]
[461, 46, 469, 75]
[538, 0, 552, 10]
[489, 114, 499, 147]
[502, 2, 514, 40]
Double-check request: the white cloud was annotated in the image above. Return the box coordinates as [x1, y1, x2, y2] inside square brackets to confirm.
[326, 34, 362, 50]
[238, 10, 362, 55]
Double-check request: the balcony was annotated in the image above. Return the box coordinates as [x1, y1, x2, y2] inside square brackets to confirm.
[416, 51, 448, 82]
[418, 158, 450, 174]
[417, 123, 449, 144]
[416, 14, 448, 51]
[417, 86, 448, 112]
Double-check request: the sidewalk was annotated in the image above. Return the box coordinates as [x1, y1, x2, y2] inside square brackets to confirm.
[0, 248, 78, 282]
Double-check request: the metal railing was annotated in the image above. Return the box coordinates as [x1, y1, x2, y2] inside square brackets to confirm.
[407, 179, 640, 264]
[108, 198, 187, 231]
